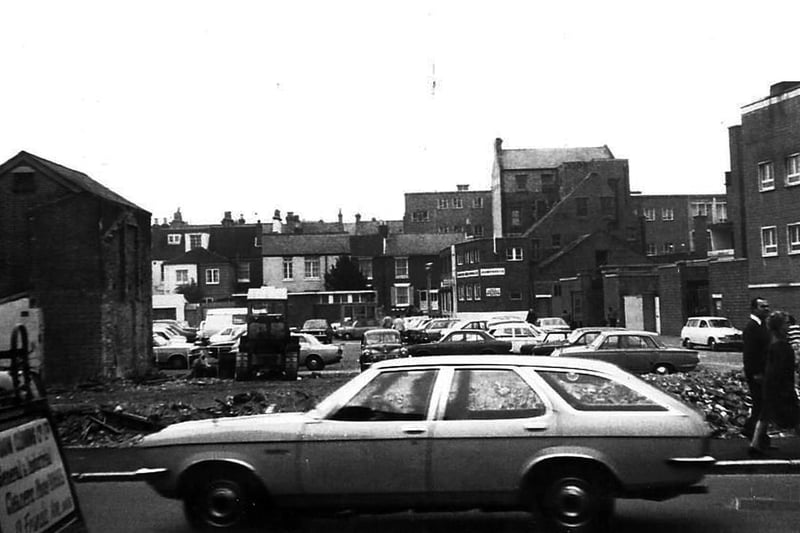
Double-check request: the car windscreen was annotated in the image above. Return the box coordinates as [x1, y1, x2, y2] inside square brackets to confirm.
[365, 332, 401, 345]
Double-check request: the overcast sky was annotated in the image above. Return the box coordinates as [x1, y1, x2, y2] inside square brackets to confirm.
[2, 1, 797, 225]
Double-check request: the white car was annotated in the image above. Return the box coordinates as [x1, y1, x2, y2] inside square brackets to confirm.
[209, 325, 247, 345]
[292, 332, 344, 371]
[680, 316, 743, 351]
[488, 323, 545, 353]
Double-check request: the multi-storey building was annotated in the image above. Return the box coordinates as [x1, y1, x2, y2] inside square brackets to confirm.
[728, 81, 800, 312]
[630, 194, 733, 261]
[403, 185, 492, 237]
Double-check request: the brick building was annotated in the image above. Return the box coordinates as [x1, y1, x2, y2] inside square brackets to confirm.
[403, 185, 492, 237]
[0, 151, 151, 384]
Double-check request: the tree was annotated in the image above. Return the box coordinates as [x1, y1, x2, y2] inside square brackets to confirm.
[325, 255, 368, 291]
[175, 280, 203, 303]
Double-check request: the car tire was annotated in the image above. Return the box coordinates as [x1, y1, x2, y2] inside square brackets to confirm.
[537, 465, 614, 533]
[305, 355, 325, 371]
[169, 354, 188, 370]
[653, 363, 674, 375]
[343, 333, 352, 340]
[682, 338, 692, 349]
[183, 467, 262, 530]
[708, 338, 717, 351]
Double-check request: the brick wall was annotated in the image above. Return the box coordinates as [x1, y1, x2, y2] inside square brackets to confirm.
[708, 258, 749, 328]
[657, 264, 685, 336]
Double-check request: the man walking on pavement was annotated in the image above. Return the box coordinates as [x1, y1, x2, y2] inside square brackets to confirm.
[743, 296, 772, 447]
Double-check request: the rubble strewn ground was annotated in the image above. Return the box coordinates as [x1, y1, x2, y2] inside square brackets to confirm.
[48, 368, 769, 447]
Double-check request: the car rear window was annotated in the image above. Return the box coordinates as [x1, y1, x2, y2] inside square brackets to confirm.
[538, 371, 667, 411]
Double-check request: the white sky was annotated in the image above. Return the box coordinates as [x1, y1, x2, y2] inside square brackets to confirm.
[1, 1, 797, 225]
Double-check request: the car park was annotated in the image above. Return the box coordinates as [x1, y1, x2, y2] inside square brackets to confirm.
[152, 334, 208, 369]
[359, 328, 408, 371]
[335, 318, 381, 340]
[554, 329, 699, 374]
[138, 355, 715, 532]
[292, 332, 343, 371]
[407, 329, 512, 356]
[487, 323, 545, 353]
[299, 318, 334, 344]
[535, 317, 572, 333]
[680, 316, 743, 351]
[521, 327, 626, 355]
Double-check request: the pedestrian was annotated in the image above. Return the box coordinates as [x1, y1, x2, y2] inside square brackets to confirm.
[392, 316, 406, 332]
[607, 307, 618, 327]
[381, 315, 393, 329]
[749, 310, 800, 455]
[525, 308, 537, 325]
[742, 297, 772, 444]
[787, 315, 800, 354]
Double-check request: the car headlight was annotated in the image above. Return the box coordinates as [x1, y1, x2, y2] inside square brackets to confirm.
[362, 349, 374, 357]
[399, 347, 408, 356]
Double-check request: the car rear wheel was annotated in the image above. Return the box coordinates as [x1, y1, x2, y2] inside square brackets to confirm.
[537, 465, 614, 533]
[653, 363, 675, 375]
[169, 354, 188, 370]
[183, 468, 262, 530]
[708, 338, 717, 351]
[305, 354, 325, 371]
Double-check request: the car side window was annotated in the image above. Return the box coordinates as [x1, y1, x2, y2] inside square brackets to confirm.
[463, 332, 482, 342]
[599, 336, 619, 349]
[444, 369, 545, 420]
[331, 370, 438, 422]
[538, 371, 667, 411]
[621, 335, 646, 349]
[699, 321, 707, 328]
[448, 333, 465, 342]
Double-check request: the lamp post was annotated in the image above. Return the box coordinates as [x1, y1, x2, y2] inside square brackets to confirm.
[425, 262, 433, 315]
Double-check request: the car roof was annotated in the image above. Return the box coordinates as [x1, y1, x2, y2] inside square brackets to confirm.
[373, 354, 630, 373]
[364, 328, 399, 335]
[686, 316, 730, 320]
[595, 329, 657, 336]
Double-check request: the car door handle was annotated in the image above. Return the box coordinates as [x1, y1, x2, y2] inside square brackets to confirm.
[523, 422, 549, 431]
[401, 426, 427, 435]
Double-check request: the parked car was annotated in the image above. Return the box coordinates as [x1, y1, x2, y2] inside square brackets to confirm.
[206, 325, 248, 363]
[152, 334, 208, 370]
[336, 318, 381, 340]
[680, 316, 743, 351]
[487, 323, 545, 353]
[209, 325, 247, 345]
[359, 328, 408, 371]
[154, 319, 198, 343]
[554, 330, 699, 374]
[403, 317, 461, 344]
[138, 355, 714, 532]
[521, 327, 627, 355]
[535, 317, 572, 333]
[407, 329, 512, 356]
[299, 319, 334, 344]
[292, 332, 343, 371]
[153, 322, 189, 343]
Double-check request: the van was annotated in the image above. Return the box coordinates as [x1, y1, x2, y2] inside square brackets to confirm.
[198, 308, 248, 342]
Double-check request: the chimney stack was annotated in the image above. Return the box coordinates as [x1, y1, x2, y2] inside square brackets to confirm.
[221, 211, 234, 226]
[272, 209, 282, 234]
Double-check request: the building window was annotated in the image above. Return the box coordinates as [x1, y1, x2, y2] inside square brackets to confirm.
[395, 257, 409, 278]
[787, 154, 800, 186]
[452, 197, 463, 209]
[304, 257, 320, 279]
[662, 242, 674, 254]
[412, 210, 429, 222]
[236, 263, 251, 283]
[552, 234, 561, 248]
[393, 284, 411, 306]
[762, 226, 778, 256]
[646, 243, 657, 256]
[176, 269, 189, 285]
[167, 234, 181, 245]
[600, 197, 614, 215]
[457, 285, 465, 302]
[438, 225, 450, 233]
[515, 174, 527, 191]
[253, 236, 261, 247]
[205, 268, 220, 285]
[661, 208, 674, 221]
[643, 207, 656, 221]
[506, 247, 524, 261]
[510, 209, 521, 227]
[788, 223, 800, 254]
[473, 283, 481, 301]
[758, 161, 775, 191]
[576, 198, 588, 217]
[509, 290, 522, 301]
[466, 284, 474, 301]
[283, 257, 294, 280]
[438, 198, 449, 209]
[188, 234, 203, 249]
[456, 251, 464, 265]
[473, 224, 484, 237]
[531, 239, 540, 260]
[359, 258, 373, 279]
[473, 197, 484, 208]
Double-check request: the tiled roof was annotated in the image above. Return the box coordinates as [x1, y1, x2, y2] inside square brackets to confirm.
[1, 151, 145, 212]
[163, 247, 231, 265]
[501, 146, 614, 170]
[261, 234, 351, 256]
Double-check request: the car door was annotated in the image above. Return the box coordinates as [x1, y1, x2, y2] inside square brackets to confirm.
[619, 334, 658, 373]
[299, 368, 438, 506]
[428, 366, 556, 506]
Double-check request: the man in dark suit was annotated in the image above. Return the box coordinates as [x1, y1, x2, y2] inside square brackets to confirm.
[742, 297, 771, 444]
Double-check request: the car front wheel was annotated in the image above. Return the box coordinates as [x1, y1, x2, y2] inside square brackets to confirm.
[305, 354, 325, 371]
[183, 468, 261, 530]
[537, 466, 614, 533]
[653, 363, 675, 375]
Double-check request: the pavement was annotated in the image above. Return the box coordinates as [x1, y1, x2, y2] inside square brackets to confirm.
[710, 433, 800, 474]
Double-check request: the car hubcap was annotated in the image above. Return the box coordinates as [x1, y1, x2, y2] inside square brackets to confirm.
[206, 483, 242, 526]
[551, 479, 591, 526]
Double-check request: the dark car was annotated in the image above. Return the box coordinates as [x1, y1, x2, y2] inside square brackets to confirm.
[359, 328, 409, 371]
[521, 327, 627, 355]
[299, 319, 333, 344]
[554, 329, 699, 374]
[336, 318, 380, 340]
[407, 329, 512, 356]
